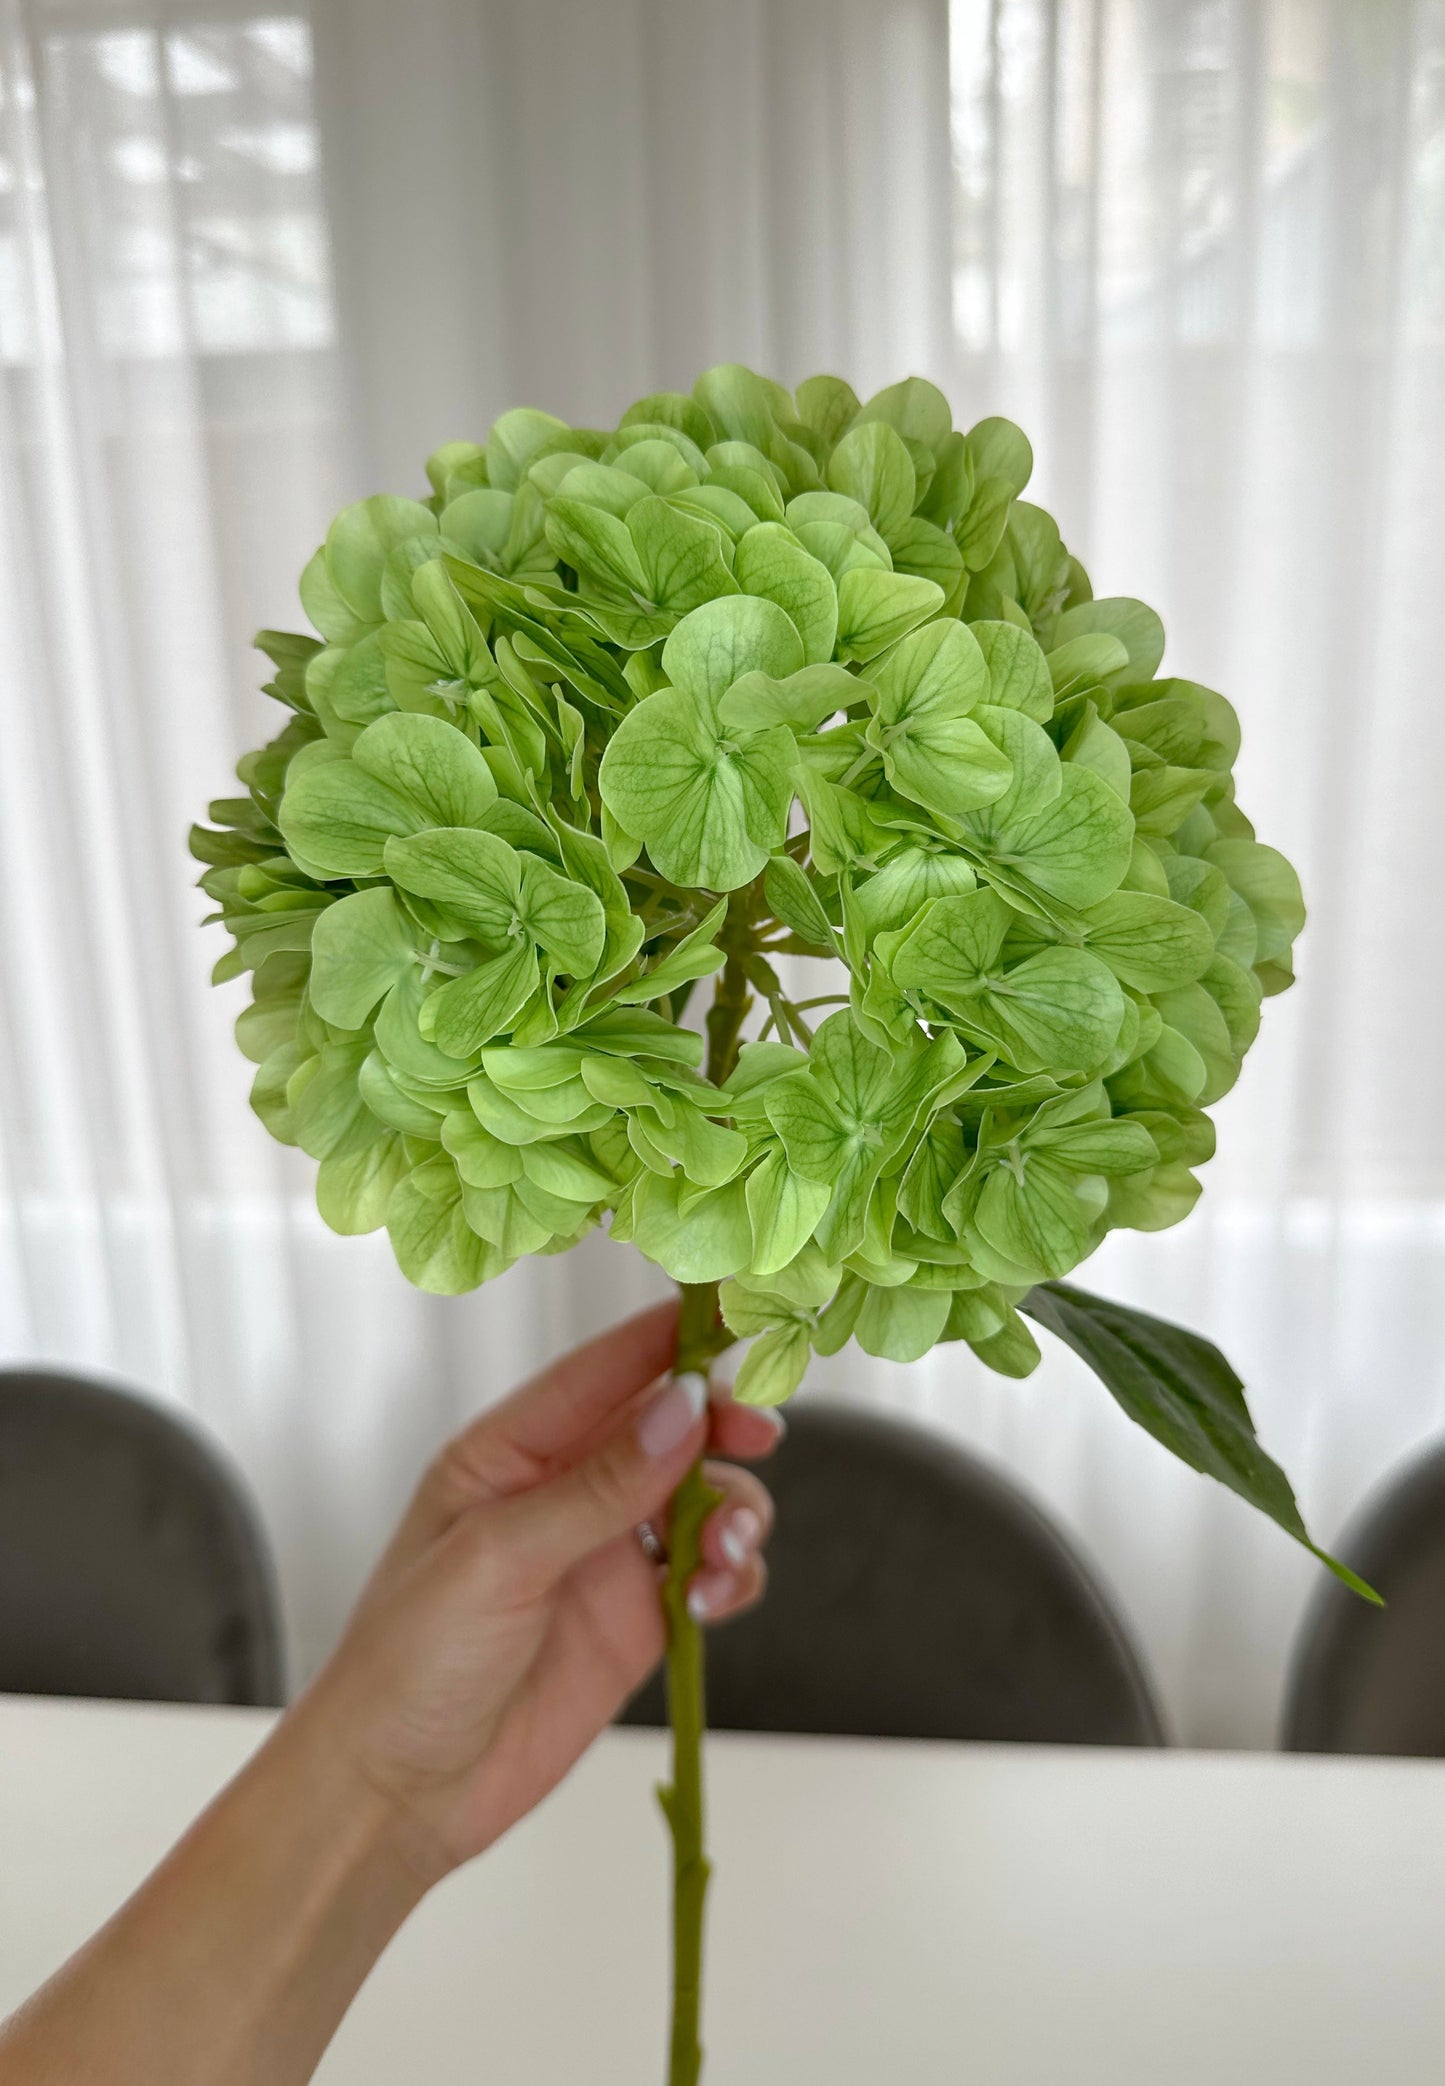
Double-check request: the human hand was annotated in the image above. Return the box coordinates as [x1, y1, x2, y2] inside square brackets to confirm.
[289, 1300, 776, 1885]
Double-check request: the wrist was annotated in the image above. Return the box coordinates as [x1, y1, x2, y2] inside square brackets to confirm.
[253, 1697, 449, 1915]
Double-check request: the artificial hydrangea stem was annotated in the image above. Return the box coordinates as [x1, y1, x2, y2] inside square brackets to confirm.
[657, 921, 752, 2084]
[659, 1469, 715, 2086]
[660, 1280, 729, 2086]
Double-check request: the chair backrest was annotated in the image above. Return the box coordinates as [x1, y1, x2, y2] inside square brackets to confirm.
[621, 1401, 1164, 1745]
[1283, 1439, 1445, 1756]
[0, 1368, 284, 1707]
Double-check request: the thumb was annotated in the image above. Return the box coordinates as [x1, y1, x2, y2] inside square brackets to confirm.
[484, 1371, 708, 1594]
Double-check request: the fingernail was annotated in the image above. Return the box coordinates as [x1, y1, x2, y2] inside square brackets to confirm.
[719, 1507, 762, 1568]
[637, 1372, 707, 1458]
[688, 1569, 736, 1621]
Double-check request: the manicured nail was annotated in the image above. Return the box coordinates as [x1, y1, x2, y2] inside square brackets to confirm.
[719, 1507, 762, 1568]
[637, 1372, 707, 1458]
[688, 1569, 736, 1621]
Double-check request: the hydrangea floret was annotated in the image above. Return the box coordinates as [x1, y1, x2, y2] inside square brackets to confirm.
[193, 364, 1365, 2086]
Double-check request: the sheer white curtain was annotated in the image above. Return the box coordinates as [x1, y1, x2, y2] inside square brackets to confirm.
[2, 0, 1442, 1745]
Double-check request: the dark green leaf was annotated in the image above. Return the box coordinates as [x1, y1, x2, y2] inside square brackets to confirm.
[1021, 1282, 1379, 1601]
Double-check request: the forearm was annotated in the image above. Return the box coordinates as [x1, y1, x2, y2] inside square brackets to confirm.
[0, 1709, 432, 2086]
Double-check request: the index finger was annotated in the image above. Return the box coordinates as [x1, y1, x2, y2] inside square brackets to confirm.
[486, 1298, 682, 1474]
[392, 1299, 683, 1560]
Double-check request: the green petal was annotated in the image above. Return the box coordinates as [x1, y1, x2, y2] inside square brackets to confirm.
[300, 548, 371, 646]
[852, 848, 977, 939]
[387, 1154, 505, 1292]
[718, 661, 857, 733]
[793, 374, 861, 448]
[441, 486, 516, 556]
[968, 704, 1062, 824]
[1080, 891, 1215, 993]
[325, 496, 437, 623]
[835, 568, 945, 662]
[878, 713, 1014, 819]
[746, 1149, 832, 1274]
[631, 1169, 752, 1282]
[763, 1075, 849, 1184]
[964, 416, 1033, 497]
[621, 390, 717, 450]
[1204, 839, 1305, 963]
[598, 686, 794, 892]
[891, 885, 1011, 994]
[358, 1052, 449, 1138]
[969, 621, 1054, 720]
[374, 966, 479, 1086]
[970, 760, 1136, 911]
[385, 826, 523, 946]
[692, 364, 782, 450]
[871, 616, 987, 723]
[813, 1150, 885, 1263]
[956, 477, 1014, 572]
[291, 1040, 372, 1159]
[855, 1283, 952, 1363]
[425, 943, 539, 1057]
[1053, 596, 1165, 685]
[515, 854, 607, 976]
[628, 494, 739, 612]
[975, 1152, 1098, 1279]
[826, 421, 916, 538]
[732, 524, 838, 664]
[732, 1322, 812, 1406]
[352, 712, 498, 828]
[309, 887, 417, 1028]
[979, 948, 1126, 1074]
[854, 376, 953, 457]
[317, 1128, 412, 1236]
[327, 633, 396, 729]
[278, 760, 421, 878]
[545, 497, 648, 594]
[887, 515, 965, 596]
[810, 1009, 896, 1123]
[1060, 703, 1133, 802]
[661, 594, 805, 706]
[763, 854, 836, 949]
[487, 407, 573, 491]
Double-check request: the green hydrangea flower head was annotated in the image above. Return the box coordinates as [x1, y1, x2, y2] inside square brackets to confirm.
[193, 363, 1304, 1411]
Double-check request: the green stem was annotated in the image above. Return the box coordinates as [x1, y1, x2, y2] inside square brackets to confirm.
[659, 937, 751, 2086]
[704, 930, 753, 1086]
[660, 1285, 725, 2086]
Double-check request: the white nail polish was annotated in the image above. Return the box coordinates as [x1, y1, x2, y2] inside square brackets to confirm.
[674, 1371, 708, 1413]
[720, 1507, 761, 1568]
[688, 1581, 714, 1622]
[636, 1371, 707, 1458]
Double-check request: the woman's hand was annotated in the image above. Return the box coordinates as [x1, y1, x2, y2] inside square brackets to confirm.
[292, 1297, 778, 1884]
[0, 1303, 777, 2086]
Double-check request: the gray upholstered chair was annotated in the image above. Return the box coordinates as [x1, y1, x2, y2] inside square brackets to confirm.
[621, 1401, 1165, 1745]
[1283, 1439, 1445, 1756]
[0, 1368, 283, 1706]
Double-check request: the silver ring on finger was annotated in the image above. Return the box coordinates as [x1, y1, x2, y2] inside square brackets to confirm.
[636, 1519, 667, 1565]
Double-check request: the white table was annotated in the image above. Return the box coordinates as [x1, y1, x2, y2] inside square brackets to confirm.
[1, 1697, 1442, 2083]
